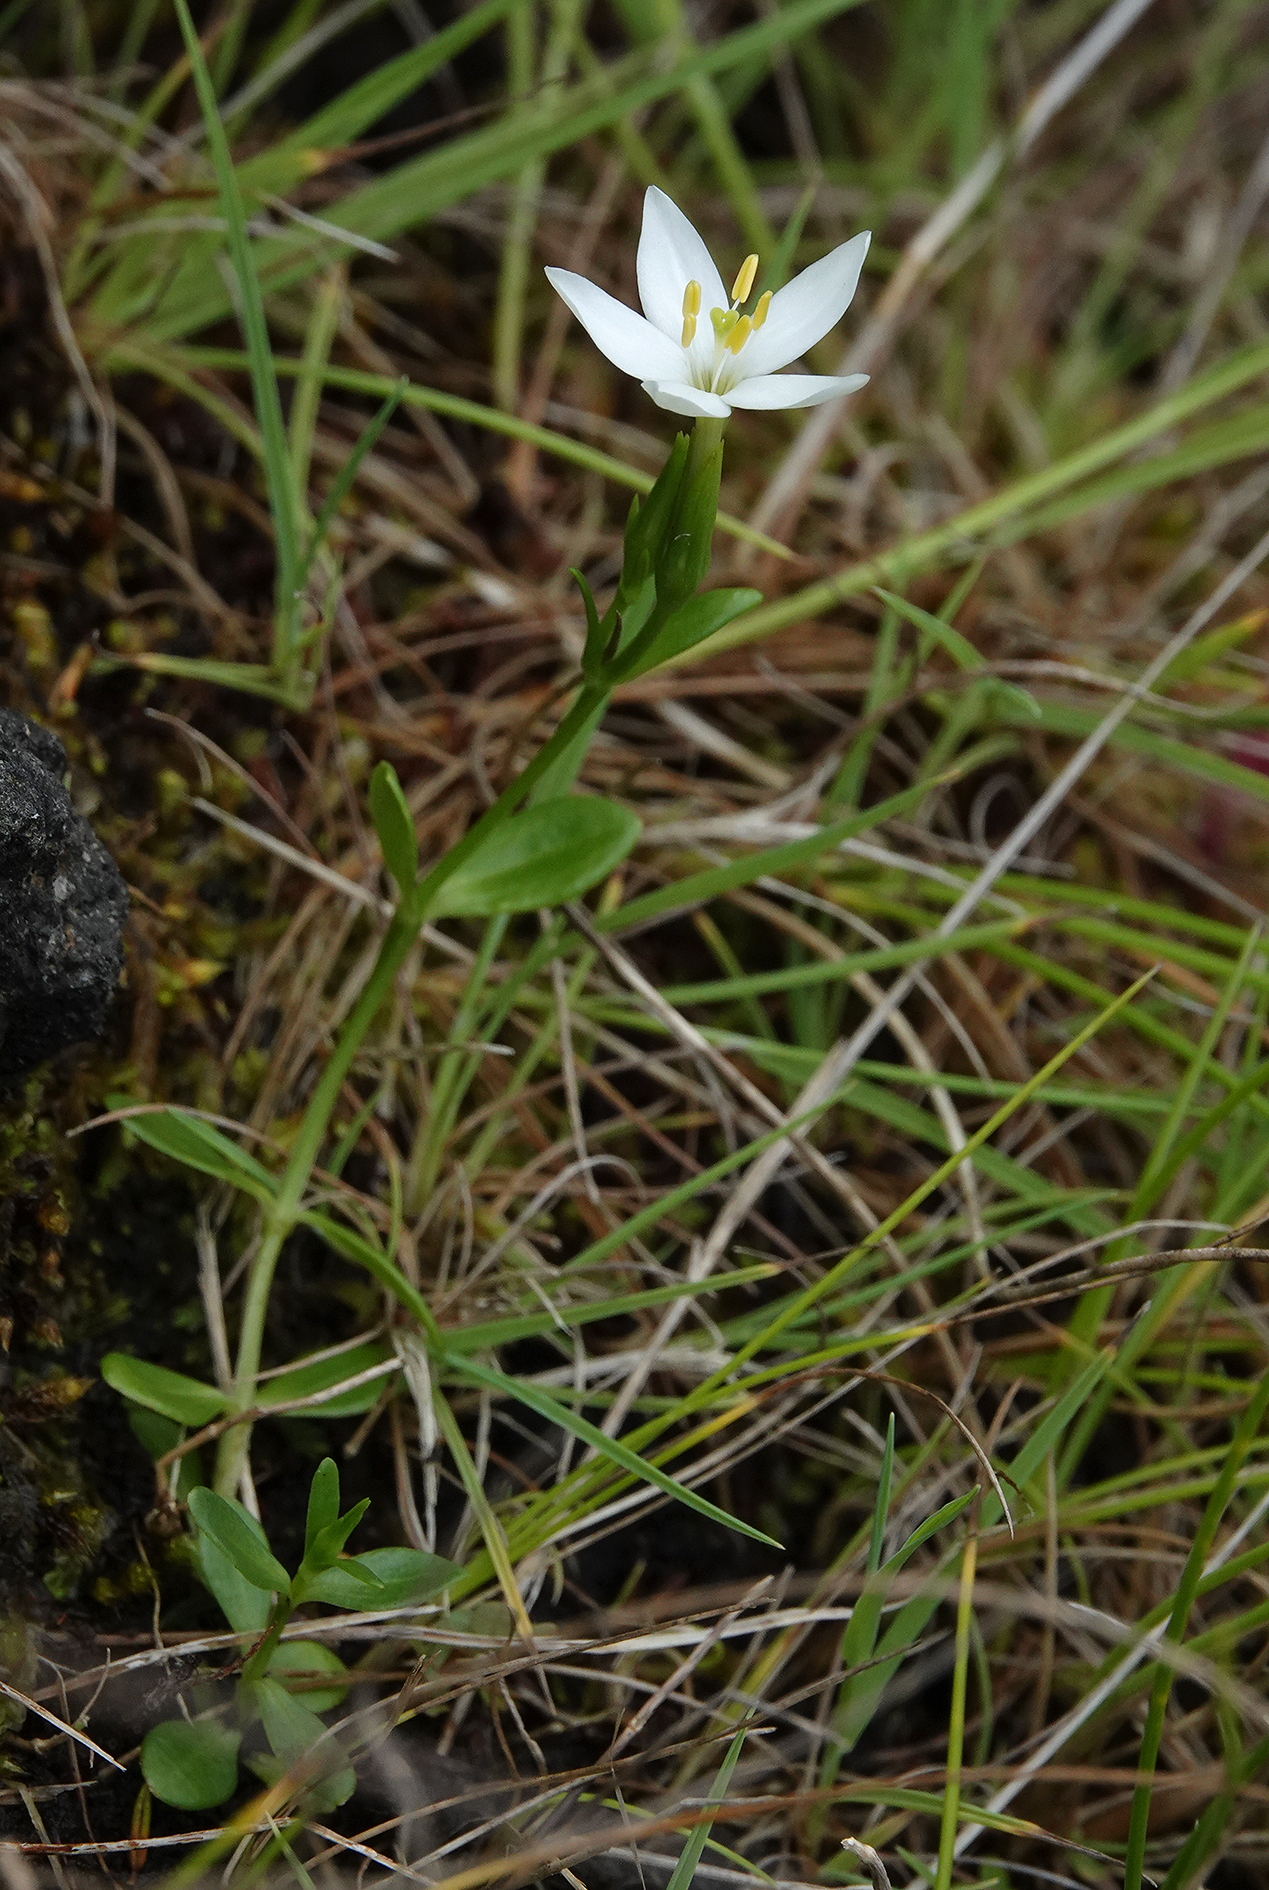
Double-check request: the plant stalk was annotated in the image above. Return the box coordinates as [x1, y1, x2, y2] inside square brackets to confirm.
[212, 679, 609, 1495]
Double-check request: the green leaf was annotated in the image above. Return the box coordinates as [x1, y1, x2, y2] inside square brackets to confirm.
[872, 586, 981, 669]
[867, 1415, 895, 1578]
[665, 1725, 747, 1890]
[127, 1406, 181, 1459]
[301, 1499, 372, 1578]
[127, 1402, 206, 1502]
[873, 586, 1039, 723]
[432, 797, 640, 917]
[101, 1354, 226, 1428]
[882, 1490, 977, 1572]
[369, 760, 418, 893]
[169, 0, 302, 675]
[260, 1340, 396, 1416]
[141, 1718, 240, 1810]
[188, 1488, 291, 1596]
[266, 1641, 348, 1715]
[305, 1459, 340, 1557]
[199, 1527, 273, 1634]
[113, 1104, 276, 1199]
[255, 1677, 356, 1809]
[840, 1491, 975, 1678]
[573, 566, 610, 679]
[301, 1553, 384, 1600]
[597, 769, 970, 937]
[297, 381, 407, 592]
[303, 1546, 460, 1609]
[615, 588, 762, 681]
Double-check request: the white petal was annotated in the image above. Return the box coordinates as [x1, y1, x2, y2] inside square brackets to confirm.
[546, 266, 685, 382]
[727, 372, 869, 411]
[636, 187, 727, 343]
[737, 231, 871, 378]
[642, 380, 731, 418]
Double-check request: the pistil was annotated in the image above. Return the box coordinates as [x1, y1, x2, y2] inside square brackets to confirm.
[726, 314, 752, 355]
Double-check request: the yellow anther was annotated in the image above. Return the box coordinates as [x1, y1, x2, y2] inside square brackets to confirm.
[681, 311, 697, 346]
[752, 289, 772, 329]
[726, 314, 752, 355]
[731, 253, 759, 304]
[682, 279, 702, 317]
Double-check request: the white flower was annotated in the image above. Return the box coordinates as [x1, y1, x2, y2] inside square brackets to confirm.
[545, 187, 871, 419]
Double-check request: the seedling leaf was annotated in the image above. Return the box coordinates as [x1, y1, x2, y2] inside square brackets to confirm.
[267, 1641, 348, 1714]
[256, 1677, 356, 1809]
[141, 1719, 240, 1810]
[300, 1498, 373, 1579]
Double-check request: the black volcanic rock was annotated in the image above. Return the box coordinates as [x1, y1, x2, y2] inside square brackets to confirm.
[0, 710, 127, 1080]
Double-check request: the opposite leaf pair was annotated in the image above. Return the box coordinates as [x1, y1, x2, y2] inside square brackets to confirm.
[369, 759, 640, 910]
[140, 1459, 458, 1813]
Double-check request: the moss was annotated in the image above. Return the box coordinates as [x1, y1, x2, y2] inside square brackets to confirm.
[0, 1068, 195, 1617]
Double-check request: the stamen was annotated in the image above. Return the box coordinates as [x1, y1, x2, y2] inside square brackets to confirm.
[681, 311, 697, 346]
[682, 279, 702, 318]
[752, 289, 772, 329]
[726, 314, 752, 355]
[731, 254, 759, 304]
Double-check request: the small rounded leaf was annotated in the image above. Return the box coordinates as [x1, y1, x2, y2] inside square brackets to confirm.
[369, 761, 418, 892]
[267, 1641, 349, 1714]
[256, 1677, 356, 1810]
[141, 1718, 240, 1810]
[433, 798, 640, 918]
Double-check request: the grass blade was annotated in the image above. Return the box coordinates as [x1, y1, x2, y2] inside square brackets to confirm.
[169, 0, 302, 683]
[445, 1353, 782, 1549]
[665, 1725, 749, 1890]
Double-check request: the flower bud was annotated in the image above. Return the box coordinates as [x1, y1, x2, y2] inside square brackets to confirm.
[655, 433, 722, 610]
[620, 432, 690, 598]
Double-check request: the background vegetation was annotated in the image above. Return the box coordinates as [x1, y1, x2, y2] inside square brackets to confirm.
[3, 1, 1269, 1887]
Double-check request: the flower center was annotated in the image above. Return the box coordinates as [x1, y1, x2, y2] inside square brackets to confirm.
[692, 257, 772, 385]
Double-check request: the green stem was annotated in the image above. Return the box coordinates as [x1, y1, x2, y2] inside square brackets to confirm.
[212, 679, 608, 1495]
[240, 1596, 294, 1695]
